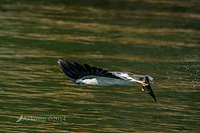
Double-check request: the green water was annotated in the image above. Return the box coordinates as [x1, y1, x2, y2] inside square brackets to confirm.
[1, 0, 200, 132]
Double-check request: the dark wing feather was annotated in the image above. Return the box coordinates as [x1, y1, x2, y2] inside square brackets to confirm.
[58, 59, 121, 83]
[73, 60, 87, 74]
[84, 64, 92, 73]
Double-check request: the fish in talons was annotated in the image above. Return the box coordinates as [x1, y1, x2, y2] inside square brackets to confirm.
[137, 76, 162, 106]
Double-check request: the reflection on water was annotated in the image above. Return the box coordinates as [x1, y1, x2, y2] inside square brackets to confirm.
[0, 0, 200, 132]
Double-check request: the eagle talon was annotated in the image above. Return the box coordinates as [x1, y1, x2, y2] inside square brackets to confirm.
[137, 81, 145, 91]
[141, 87, 145, 91]
[138, 81, 148, 91]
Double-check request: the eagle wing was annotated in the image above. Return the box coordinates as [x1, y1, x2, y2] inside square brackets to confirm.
[57, 59, 121, 84]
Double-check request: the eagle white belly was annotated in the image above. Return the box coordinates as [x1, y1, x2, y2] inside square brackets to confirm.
[81, 76, 135, 86]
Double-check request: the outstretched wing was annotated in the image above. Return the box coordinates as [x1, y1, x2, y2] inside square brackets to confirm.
[57, 59, 121, 84]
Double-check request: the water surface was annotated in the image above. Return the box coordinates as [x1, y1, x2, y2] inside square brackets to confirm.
[0, 0, 200, 132]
